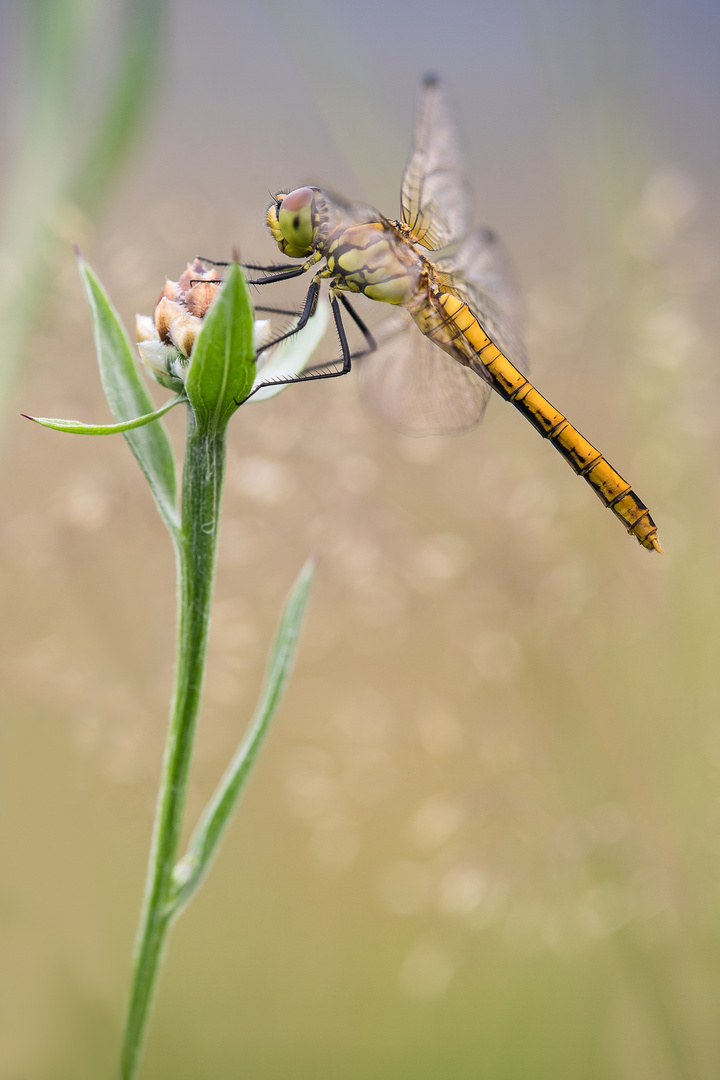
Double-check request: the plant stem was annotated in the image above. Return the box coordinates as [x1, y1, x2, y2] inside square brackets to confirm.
[118, 407, 226, 1080]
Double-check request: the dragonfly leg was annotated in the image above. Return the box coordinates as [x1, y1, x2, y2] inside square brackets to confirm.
[244, 261, 308, 275]
[194, 256, 230, 266]
[185, 258, 308, 289]
[193, 257, 309, 279]
[278, 293, 377, 373]
[254, 305, 299, 317]
[247, 264, 311, 285]
[237, 290, 355, 404]
[253, 279, 322, 355]
[337, 294, 377, 359]
[195, 255, 313, 277]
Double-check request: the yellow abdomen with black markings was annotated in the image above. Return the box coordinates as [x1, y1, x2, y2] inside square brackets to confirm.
[412, 288, 662, 552]
[322, 224, 661, 552]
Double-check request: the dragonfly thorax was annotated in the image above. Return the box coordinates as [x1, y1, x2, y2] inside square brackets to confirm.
[323, 221, 424, 306]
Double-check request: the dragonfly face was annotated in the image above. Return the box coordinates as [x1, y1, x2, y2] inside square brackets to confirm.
[256, 76, 661, 552]
[268, 188, 318, 258]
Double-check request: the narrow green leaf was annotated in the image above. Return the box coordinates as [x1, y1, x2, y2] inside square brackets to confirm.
[22, 394, 183, 434]
[184, 263, 255, 434]
[78, 255, 180, 534]
[68, 0, 165, 219]
[167, 557, 317, 917]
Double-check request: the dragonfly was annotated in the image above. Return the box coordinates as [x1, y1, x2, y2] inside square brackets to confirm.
[245, 74, 661, 553]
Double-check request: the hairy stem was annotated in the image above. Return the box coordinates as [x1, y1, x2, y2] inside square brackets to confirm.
[118, 407, 226, 1080]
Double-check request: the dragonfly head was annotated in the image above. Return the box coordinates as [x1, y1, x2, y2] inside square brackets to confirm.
[267, 187, 319, 258]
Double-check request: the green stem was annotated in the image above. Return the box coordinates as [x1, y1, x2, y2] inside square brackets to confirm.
[118, 407, 226, 1080]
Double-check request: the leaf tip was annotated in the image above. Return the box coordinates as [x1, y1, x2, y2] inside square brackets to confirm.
[297, 554, 319, 590]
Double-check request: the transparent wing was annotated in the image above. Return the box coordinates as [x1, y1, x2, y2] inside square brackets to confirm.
[400, 75, 470, 252]
[436, 227, 528, 374]
[315, 187, 390, 230]
[357, 308, 490, 436]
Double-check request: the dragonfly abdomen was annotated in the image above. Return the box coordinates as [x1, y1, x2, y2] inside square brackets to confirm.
[434, 290, 661, 552]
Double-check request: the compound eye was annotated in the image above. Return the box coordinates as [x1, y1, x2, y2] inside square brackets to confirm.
[276, 187, 315, 252]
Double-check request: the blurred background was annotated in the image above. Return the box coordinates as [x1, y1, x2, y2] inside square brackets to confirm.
[1, 0, 719, 1077]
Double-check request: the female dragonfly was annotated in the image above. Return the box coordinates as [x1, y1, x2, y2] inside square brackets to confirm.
[246, 75, 661, 553]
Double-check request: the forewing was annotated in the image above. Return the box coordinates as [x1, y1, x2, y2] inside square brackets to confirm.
[317, 187, 388, 229]
[357, 308, 490, 436]
[437, 227, 528, 374]
[400, 76, 470, 252]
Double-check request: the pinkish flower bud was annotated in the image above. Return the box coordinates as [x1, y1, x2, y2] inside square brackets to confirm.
[136, 259, 224, 390]
[152, 260, 223, 355]
[183, 280, 218, 319]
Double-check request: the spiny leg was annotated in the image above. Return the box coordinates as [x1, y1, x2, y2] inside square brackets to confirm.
[194, 256, 230, 267]
[193, 257, 308, 280]
[244, 261, 308, 276]
[247, 264, 311, 286]
[238, 291, 359, 403]
[194, 256, 309, 277]
[254, 305, 298, 317]
[261, 293, 378, 380]
[337, 293, 377, 360]
[252, 279, 322, 355]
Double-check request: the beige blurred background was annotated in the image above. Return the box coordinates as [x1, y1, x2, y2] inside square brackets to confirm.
[1, 0, 719, 1076]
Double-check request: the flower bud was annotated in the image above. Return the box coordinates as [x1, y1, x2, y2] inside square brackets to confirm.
[154, 260, 222, 357]
[136, 259, 224, 389]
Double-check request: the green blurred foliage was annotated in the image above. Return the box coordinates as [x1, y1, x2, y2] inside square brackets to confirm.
[0, 0, 163, 420]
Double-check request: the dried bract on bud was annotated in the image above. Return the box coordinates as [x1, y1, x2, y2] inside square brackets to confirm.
[135, 314, 157, 343]
[154, 296, 189, 346]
